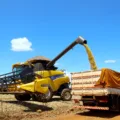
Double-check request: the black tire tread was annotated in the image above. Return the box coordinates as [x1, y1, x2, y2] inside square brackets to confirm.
[15, 93, 31, 101]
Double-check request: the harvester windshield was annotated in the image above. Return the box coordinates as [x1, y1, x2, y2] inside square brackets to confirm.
[13, 66, 24, 74]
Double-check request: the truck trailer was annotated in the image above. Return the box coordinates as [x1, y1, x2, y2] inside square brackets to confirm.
[71, 69, 120, 112]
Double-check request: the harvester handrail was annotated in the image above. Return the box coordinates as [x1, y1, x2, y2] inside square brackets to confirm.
[0, 70, 21, 78]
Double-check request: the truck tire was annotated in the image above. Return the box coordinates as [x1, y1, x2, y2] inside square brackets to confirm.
[61, 88, 72, 101]
[15, 93, 31, 101]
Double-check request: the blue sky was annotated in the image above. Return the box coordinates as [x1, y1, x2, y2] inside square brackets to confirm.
[0, 0, 120, 74]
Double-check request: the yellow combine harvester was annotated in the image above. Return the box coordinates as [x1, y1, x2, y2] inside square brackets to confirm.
[12, 59, 70, 101]
[0, 36, 96, 102]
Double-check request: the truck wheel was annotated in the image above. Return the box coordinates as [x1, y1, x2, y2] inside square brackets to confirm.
[15, 93, 31, 101]
[61, 88, 72, 101]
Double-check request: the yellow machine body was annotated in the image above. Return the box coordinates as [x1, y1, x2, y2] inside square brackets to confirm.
[19, 70, 70, 94]
[8, 61, 69, 94]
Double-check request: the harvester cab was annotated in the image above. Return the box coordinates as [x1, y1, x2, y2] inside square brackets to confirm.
[0, 62, 33, 93]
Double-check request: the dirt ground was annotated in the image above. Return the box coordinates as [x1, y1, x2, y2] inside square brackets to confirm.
[0, 95, 120, 120]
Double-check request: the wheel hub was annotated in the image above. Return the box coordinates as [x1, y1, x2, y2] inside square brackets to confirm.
[64, 92, 71, 99]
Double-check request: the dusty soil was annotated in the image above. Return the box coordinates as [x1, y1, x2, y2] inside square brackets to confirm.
[0, 95, 120, 120]
[0, 95, 76, 120]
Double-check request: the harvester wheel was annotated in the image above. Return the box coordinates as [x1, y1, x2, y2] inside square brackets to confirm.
[36, 89, 53, 102]
[31, 94, 38, 101]
[61, 88, 72, 101]
[15, 93, 31, 101]
[43, 89, 53, 102]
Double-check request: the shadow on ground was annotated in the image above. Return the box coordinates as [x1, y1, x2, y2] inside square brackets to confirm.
[4, 100, 53, 112]
[50, 97, 62, 101]
[77, 110, 120, 118]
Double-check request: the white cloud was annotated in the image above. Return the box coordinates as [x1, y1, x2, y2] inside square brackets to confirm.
[11, 37, 33, 52]
[104, 60, 116, 63]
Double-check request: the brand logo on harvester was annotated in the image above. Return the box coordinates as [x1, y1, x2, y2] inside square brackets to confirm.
[50, 74, 64, 80]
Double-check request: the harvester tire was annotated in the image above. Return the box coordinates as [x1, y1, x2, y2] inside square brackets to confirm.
[37, 89, 53, 102]
[31, 94, 38, 101]
[43, 89, 53, 102]
[15, 93, 31, 101]
[61, 88, 72, 101]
